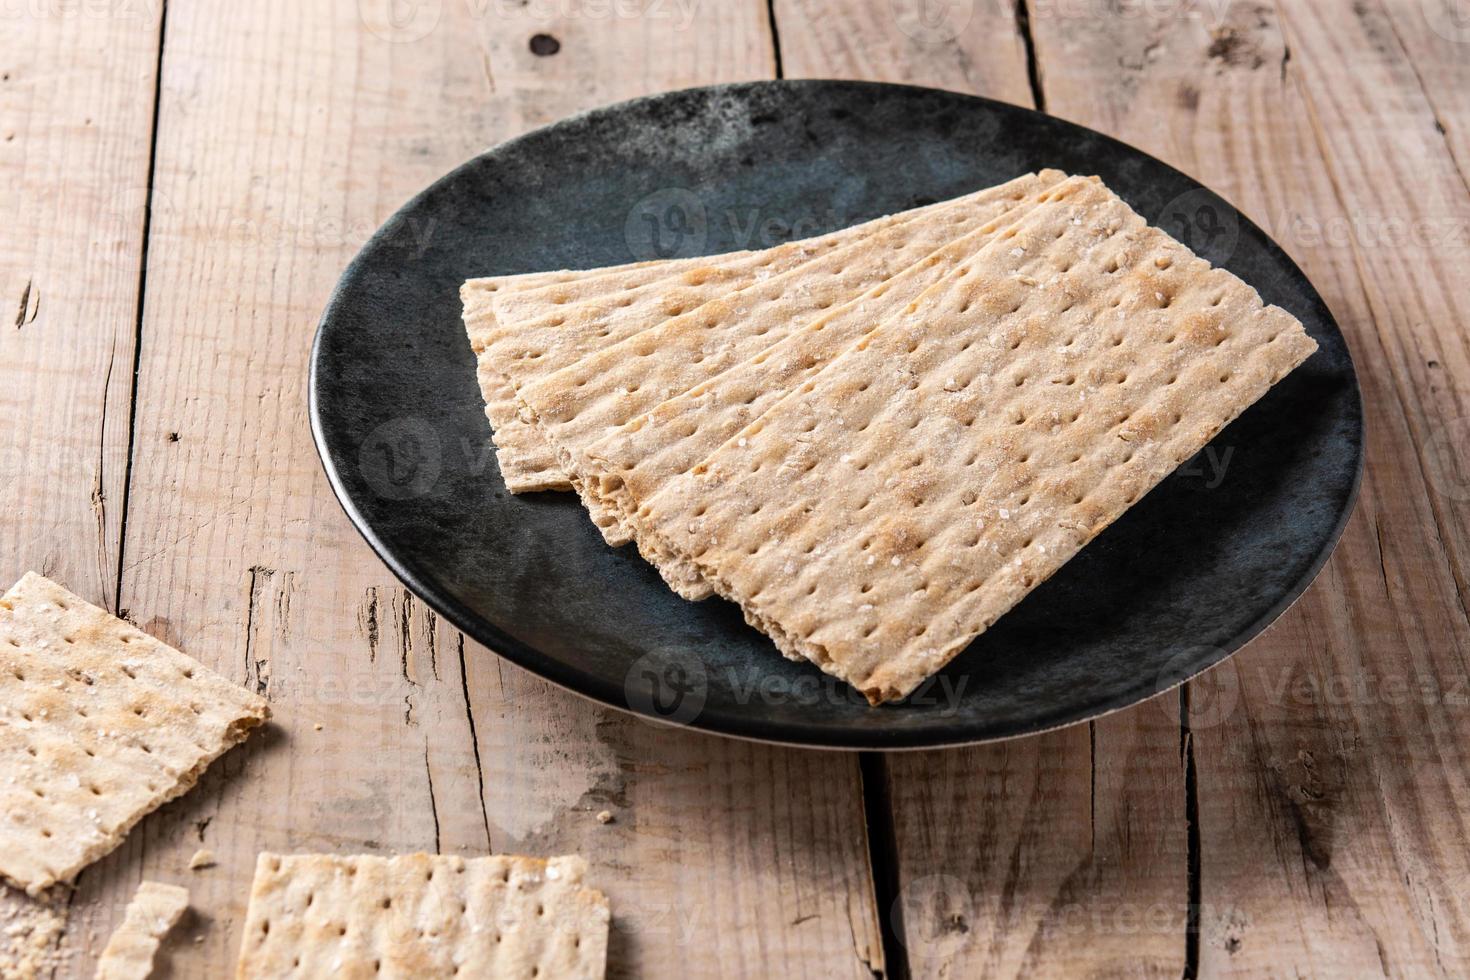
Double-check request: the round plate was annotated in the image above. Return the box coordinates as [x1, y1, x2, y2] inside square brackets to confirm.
[310, 80, 1362, 749]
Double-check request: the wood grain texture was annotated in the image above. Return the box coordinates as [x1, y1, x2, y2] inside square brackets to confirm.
[774, 2, 1189, 976]
[45, 1, 880, 977]
[0, 2, 160, 605]
[0, 3, 162, 972]
[8, 1, 1470, 977]
[775, 0, 1034, 105]
[1028, 0, 1470, 974]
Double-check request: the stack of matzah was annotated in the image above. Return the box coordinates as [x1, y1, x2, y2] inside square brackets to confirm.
[464, 172, 1317, 704]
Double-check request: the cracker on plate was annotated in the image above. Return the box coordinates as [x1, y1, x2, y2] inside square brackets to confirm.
[0, 573, 269, 894]
[234, 853, 608, 980]
[471, 192, 963, 391]
[463, 260, 667, 492]
[637, 176, 1317, 702]
[583, 171, 1066, 596]
[95, 880, 189, 980]
[509, 181, 1042, 551]
[466, 197, 967, 527]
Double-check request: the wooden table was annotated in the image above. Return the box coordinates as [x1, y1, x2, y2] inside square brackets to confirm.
[4, 0, 1468, 975]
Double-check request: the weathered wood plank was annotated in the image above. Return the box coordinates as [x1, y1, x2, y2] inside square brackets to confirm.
[777, 0, 1034, 105]
[0, 1, 160, 603]
[52, 1, 880, 977]
[0, 3, 162, 974]
[1026, 0, 1470, 974]
[774, 2, 1190, 977]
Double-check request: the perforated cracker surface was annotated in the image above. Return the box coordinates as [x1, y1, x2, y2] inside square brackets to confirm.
[0, 573, 269, 894]
[476, 194, 969, 384]
[582, 172, 1065, 595]
[234, 853, 608, 980]
[461, 265, 664, 492]
[637, 176, 1317, 702]
[464, 241, 853, 494]
[515, 185, 1039, 549]
[469, 201, 947, 475]
[462, 261, 673, 492]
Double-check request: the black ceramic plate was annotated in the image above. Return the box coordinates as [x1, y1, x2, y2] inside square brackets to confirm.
[311, 80, 1362, 749]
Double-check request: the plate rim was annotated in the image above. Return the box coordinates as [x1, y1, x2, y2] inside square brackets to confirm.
[309, 78, 1365, 750]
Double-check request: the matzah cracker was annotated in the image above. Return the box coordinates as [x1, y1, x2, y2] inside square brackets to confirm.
[475, 198, 969, 380]
[0, 573, 269, 895]
[466, 206, 969, 489]
[467, 221, 858, 464]
[469, 195, 980, 505]
[584, 171, 1066, 596]
[513, 178, 1056, 552]
[462, 259, 677, 492]
[95, 880, 189, 980]
[234, 853, 609, 980]
[638, 176, 1317, 703]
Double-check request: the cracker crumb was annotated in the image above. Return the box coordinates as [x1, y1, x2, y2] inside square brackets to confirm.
[596, 810, 614, 825]
[189, 849, 216, 870]
[313, 722, 324, 731]
[0, 890, 68, 979]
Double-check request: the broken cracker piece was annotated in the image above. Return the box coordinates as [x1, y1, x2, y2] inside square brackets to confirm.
[95, 880, 188, 980]
[235, 852, 608, 979]
[0, 573, 269, 895]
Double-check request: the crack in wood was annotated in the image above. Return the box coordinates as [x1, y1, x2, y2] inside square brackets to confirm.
[360, 587, 380, 664]
[424, 602, 439, 682]
[765, 0, 784, 78]
[399, 590, 416, 689]
[13, 279, 38, 328]
[1181, 690, 1201, 979]
[858, 752, 901, 980]
[94, 346, 116, 603]
[479, 47, 496, 94]
[243, 565, 274, 697]
[1088, 720, 1097, 855]
[1014, 0, 1046, 112]
[456, 634, 494, 852]
[1375, 514, 1392, 594]
[423, 741, 441, 855]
